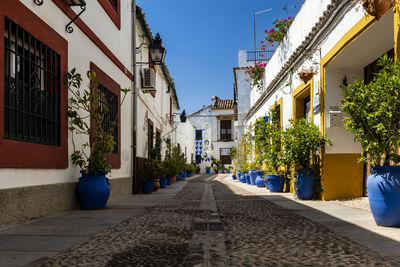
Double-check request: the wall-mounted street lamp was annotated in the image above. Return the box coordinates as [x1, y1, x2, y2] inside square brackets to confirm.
[136, 33, 166, 65]
[180, 110, 187, 123]
[64, 0, 87, 33]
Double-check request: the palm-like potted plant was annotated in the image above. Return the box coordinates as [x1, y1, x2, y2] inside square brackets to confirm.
[66, 69, 129, 208]
[284, 118, 331, 200]
[211, 156, 223, 174]
[341, 55, 400, 226]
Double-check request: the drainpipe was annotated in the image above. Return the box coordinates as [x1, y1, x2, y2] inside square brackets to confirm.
[131, 0, 137, 194]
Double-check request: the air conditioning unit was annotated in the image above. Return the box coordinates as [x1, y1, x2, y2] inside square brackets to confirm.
[141, 68, 156, 93]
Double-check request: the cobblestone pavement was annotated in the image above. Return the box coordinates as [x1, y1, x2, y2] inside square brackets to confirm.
[35, 175, 399, 266]
[213, 176, 399, 266]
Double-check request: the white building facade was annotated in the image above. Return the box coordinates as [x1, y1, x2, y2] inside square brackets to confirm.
[0, 1, 182, 226]
[189, 97, 236, 173]
[243, 0, 397, 200]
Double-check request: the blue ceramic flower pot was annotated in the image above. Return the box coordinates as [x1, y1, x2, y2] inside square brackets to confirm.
[255, 171, 265, 187]
[367, 166, 400, 227]
[249, 171, 257, 185]
[295, 169, 315, 200]
[245, 173, 251, 184]
[142, 180, 155, 194]
[222, 170, 225, 173]
[266, 175, 284, 192]
[160, 178, 167, 188]
[232, 175, 237, 180]
[206, 169, 211, 174]
[237, 171, 242, 181]
[77, 171, 110, 209]
[227, 170, 231, 173]
[166, 177, 172, 185]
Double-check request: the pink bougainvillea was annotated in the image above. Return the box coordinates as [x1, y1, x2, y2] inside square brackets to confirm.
[262, 17, 294, 48]
[246, 61, 267, 91]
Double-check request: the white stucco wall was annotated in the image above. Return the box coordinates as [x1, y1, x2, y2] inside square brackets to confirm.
[244, 1, 393, 157]
[1, 1, 180, 190]
[0, 1, 134, 190]
[175, 118, 195, 163]
[189, 106, 236, 173]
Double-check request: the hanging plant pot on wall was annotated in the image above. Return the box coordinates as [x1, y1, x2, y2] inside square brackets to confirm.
[298, 67, 317, 84]
[361, 0, 393, 20]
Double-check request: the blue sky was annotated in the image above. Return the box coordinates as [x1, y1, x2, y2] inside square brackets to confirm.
[136, 0, 304, 114]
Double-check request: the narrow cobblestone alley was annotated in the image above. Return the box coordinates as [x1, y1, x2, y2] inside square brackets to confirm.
[36, 175, 400, 266]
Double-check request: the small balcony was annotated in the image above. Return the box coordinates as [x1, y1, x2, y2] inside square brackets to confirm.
[246, 50, 274, 62]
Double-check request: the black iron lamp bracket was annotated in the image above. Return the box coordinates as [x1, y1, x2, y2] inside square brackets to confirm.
[33, 0, 44, 6]
[135, 42, 149, 54]
[66, 5, 86, 33]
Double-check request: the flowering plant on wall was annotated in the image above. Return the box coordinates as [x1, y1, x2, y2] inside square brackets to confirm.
[246, 61, 266, 91]
[260, 17, 294, 50]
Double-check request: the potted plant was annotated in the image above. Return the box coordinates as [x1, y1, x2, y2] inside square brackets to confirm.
[254, 108, 286, 192]
[298, 66, 318, 84]
[284, 118, 331, 200]
[341, 55, 400, 226]
[206, 166, 211, 174]
[164, 138, 177, 185]
[142, 159, 159, 194]
[356, 0, 393, 20]
[66, 69, 129, 209]
[211, 156, 223, 174]
[229, 146, 238, 178]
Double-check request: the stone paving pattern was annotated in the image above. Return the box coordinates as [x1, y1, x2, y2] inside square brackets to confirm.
[35, 175, 399, 266]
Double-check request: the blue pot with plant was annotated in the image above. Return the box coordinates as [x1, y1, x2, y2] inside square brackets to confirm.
[341, 56, 400, 226]
[249, 170, 257, 185]
[160, 178, 167, 188]
[232, 175, 237, 180]
[367, 166, 400, 226]
[255, 171, 265, 187]
[266, 175, 284, 192]
[141, 180, 155, 194]
[294, 170, 314, 199]
[66, 68, 130, 209]
[166, 177, 172, 185]
[245, 173, 251, 184]
[237, 171, 242, 181]
[284, 118, 331, 200]
[77, 171, 110, 209]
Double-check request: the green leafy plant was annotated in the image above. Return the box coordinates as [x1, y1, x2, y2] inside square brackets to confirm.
[211, 156, 224, 173]
[66, 68, 129, 175]
[229, 146, 238, 173]
[284, 118, 331, 170]
[254, 108, 284, 174]
[143, 134, 164, 180]
[163, 137, 178, 178]
[341, 54, 400, 166]
[283, 119, 331, 197]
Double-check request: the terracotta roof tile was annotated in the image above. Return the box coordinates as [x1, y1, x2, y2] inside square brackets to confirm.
[214, 98, 234, 110]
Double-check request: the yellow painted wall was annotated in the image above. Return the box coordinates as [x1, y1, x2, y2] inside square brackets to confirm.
[395, 3, 400, 60]
[322, 153, 364, 200]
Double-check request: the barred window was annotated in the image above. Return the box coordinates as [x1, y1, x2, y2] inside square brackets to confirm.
[98, 83, 118, 154]
[4, 17, 60, 146]
[108, 0, 118, 11]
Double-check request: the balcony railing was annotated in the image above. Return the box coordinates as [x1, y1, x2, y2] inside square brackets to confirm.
[247, 50, 274, 62]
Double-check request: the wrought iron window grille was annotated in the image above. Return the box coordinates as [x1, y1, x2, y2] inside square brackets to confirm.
[4, 17, 61, 146]
[97, 83, 118, 154]
[64, 0, 87, 33]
